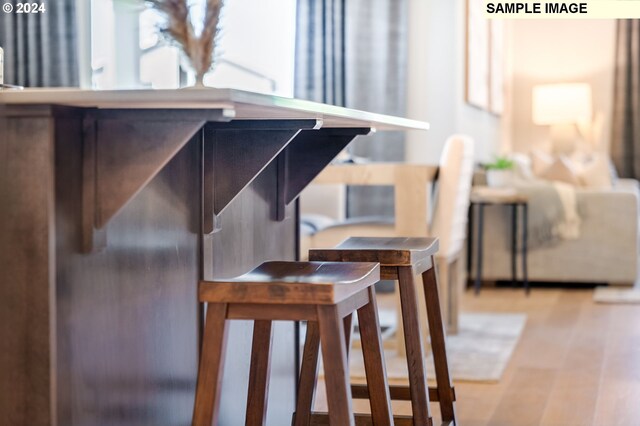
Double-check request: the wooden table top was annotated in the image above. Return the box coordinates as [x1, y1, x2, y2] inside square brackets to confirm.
[0, 87, 430, 131]
[470, 186, 529, 204]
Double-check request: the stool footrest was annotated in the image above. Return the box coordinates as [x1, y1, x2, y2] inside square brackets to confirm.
[350, 383, 456, 402]
[307, 411, 418, 426]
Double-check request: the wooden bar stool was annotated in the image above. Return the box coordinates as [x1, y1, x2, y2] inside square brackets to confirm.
[309, 237, 457, 426]
[192, 261, 393, 426]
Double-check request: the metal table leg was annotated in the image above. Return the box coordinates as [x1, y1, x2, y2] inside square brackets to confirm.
[467, 202, 474, 285]
[474, 203, 484, 295]
[511, 203, 518, 286]
[523, 203, 530, 295]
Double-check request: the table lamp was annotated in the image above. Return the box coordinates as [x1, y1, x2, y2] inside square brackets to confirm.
[532, 83, 592, 154]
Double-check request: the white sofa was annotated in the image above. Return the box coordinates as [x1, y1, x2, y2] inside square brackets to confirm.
[472, 179, 639, 285]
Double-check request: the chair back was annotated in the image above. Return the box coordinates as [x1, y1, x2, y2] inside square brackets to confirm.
[430, 135, 475, 259]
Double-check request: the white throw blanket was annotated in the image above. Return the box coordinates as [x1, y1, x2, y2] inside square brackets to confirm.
[551, 181, 581, 240]
[512, 180, 581, 248]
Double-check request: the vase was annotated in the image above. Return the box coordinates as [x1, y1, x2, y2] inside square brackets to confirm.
[181, 71, 208, 89]
[194, 72, 207, 88]
[486, 169, 514, 188]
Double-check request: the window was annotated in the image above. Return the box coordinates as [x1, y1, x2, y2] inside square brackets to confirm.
[90, 0, 297, 96]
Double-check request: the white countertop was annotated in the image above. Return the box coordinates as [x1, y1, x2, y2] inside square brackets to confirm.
[0, 87, 429, 131]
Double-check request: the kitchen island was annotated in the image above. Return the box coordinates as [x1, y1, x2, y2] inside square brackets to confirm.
[0, 88, 428, 425]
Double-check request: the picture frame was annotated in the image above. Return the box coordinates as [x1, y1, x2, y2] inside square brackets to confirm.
[465, 0, 504, 115]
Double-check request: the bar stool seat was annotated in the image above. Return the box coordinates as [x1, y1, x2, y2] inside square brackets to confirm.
[192, 261, 393, 426]
[310, 237, 458, 426]
[313, 236, 439, 270]
[198, 261, 381, 305]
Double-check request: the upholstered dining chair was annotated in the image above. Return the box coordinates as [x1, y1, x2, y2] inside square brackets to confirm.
[428, 135, 475, 333]
[301, 135, 475, 335]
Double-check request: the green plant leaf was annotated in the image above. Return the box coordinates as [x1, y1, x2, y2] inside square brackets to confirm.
[485, 156, 514, 170]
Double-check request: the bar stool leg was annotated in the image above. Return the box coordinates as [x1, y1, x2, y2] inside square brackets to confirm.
[422, 258, 457, 424]
[317, 305, 355, 426]
[192, 303, 230, 426]
[357, 287, 394, 426]
[246, 320, 274, 426]
[344, 313, 354, 358]
[397, 266, 433, 426]
[293, 322, 321, 426]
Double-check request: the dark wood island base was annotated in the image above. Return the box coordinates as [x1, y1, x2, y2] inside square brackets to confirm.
[0, 88, 428, 426]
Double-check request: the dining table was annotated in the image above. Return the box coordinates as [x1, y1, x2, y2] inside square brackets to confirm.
[0, 88, 428, 425]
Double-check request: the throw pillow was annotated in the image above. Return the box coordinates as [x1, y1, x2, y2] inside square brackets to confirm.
[530, 149, 554, 177]
[540, 156, 581, 185]
[511, 153, 535, 181]
[578, 154, 613, 188]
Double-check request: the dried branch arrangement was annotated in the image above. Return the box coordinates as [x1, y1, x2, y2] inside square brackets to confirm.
[147, 0, 224, 85]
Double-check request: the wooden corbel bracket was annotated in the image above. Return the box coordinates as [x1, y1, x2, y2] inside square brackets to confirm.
[274, 127, 371, 220]
[82, 109, 233, 252]
[201, 119, 321, 233]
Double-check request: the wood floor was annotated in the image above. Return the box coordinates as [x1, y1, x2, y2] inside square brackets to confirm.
[314, 287, 640, 425]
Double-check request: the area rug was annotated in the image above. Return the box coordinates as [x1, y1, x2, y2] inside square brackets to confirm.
[320, 312, 526, 383]
[593, 286, 640, 304]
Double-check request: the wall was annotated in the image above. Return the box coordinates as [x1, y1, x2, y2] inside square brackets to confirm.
[509, 20, 616, 154]
[405, 0, 505, 165]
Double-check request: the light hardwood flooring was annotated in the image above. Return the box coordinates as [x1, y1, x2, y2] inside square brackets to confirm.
[314, 287, 640, 425]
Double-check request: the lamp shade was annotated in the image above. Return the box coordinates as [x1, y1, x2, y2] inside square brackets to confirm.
[532, 83, 592, 125]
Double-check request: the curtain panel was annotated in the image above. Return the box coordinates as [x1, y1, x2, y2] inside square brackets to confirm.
[295, 0, 347, 106]
[295, 0, 408, 217]
[0, 0, 79, 87]
[611, 20, 640, 179]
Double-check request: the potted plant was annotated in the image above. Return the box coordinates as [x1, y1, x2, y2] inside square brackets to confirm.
[485, 156, 515, 187]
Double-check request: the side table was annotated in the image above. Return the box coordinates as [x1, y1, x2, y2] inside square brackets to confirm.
[467, 187, 530, 295]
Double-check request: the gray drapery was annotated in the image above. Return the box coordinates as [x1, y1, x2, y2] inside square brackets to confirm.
[294, 0, 346, 106]
[0, 0, 79, 87]
[611, 20, 640, 178]
[295, 0, 407, 217]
